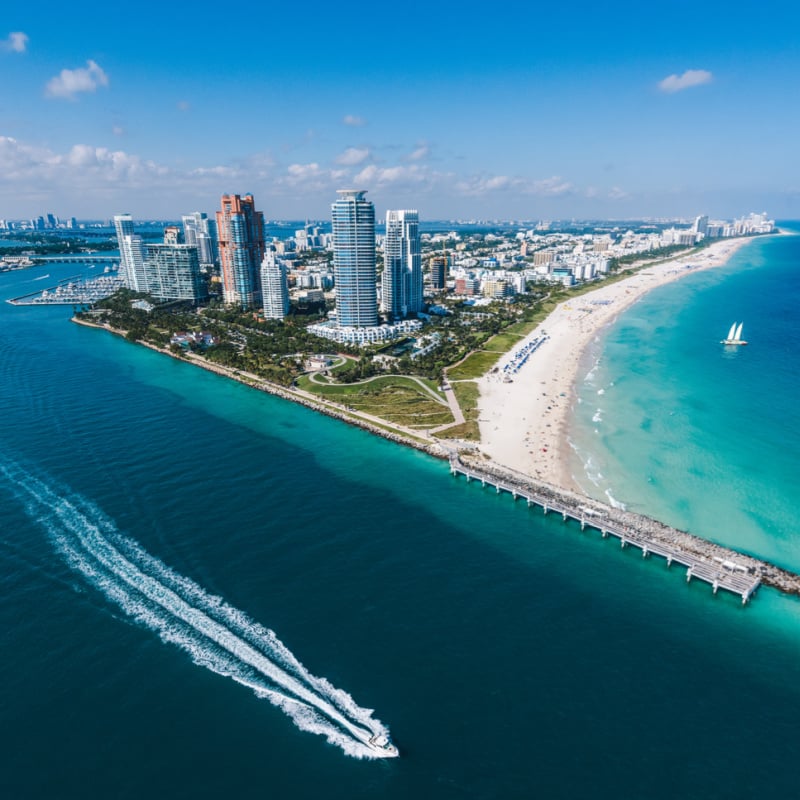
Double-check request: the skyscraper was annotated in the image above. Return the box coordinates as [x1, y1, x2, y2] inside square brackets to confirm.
[114, 213, 147, 292]
[260, 248, 290, 320]
[216, 194, 265, 309]
[144, 244, 206, 302]
[331, 189, 377, 328]
[182, 212, 218, 272]
[429, 255, 447, 291]
[382, 209, 422, 319]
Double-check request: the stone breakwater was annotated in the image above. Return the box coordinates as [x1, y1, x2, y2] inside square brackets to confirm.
[194, 358, 447, 459]
[70, 317, 447, 461]
[460, 454, 800, 599]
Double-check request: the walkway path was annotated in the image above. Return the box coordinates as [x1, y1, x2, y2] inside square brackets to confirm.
[307, 371, 449, 407]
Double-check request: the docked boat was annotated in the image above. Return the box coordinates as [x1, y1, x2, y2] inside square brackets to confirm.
[721, 322, 748, 346]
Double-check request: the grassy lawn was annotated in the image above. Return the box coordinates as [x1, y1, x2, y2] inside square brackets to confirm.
[483, 332, 524, 352]
[437, 380, 481, 441]
[296, 375, 452, 428]
[298, 374, 443, 398]
[451, 381, 479, 420]
[447, 350, 503, 380]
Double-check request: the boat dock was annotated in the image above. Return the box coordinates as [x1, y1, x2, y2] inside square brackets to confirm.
[448, 455, 800, 604]
[7, 274, 124, 306]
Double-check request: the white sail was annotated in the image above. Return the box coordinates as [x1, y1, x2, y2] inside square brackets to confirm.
[727, 323, 737, 340]
[734, 323, 743, 340]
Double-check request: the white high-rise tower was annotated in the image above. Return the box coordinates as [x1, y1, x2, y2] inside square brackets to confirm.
[382, 210, 421, 319]
[182, 212, 218, 271]
[114, 214, 147, 292]
[260, 249, 289, 319]
[331, 190, 377, 327]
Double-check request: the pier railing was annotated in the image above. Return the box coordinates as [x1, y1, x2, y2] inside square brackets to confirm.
[449, 455, 762, 604]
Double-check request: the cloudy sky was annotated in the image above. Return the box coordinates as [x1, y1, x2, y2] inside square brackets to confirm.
[1, 0, 799, 221]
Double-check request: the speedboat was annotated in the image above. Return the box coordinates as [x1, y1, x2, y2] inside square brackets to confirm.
[365, 732, 399, 757]
[368, 733, 399, 757]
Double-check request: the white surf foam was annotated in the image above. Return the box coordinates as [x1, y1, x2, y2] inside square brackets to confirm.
[0, 460, 391, 759]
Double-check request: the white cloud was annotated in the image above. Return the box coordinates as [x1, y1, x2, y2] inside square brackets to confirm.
[0, 135, 168, 187]
[352, 164, 427, 187]
[343, 114, 366, 127]
[528, 176, 573, 196]
[1, 31, 28, 53]
[658, 69, 713, 93]
[287, 162, 323, 180]
[455, 174, 573, 197]
[45, 59, 109, 99]
[177, 100, 191, 112]
[190, 165, 243, 179]
[0, 134, 610, 217]
[335, 147, 371, 166]
[407, 144, 430, 162]
[112, 125, 125, 136]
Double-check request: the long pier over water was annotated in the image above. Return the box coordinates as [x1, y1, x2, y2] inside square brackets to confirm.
[450, 455, 800, 604]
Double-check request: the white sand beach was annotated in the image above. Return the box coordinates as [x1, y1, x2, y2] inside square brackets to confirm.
[477, 237, 755, 490]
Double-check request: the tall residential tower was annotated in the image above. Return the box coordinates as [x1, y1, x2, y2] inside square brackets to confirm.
[216, 194, 265, 309]
[331, 189, 377, 327]
[382, 209, 422, 319]
[260, 249, 290, 320]
[114, 214, 147, 292]
[182, 212, 218, 272]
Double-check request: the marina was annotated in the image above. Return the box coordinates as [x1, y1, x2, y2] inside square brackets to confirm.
[7, 273, 124, 306]
[449, 455, 800, 604]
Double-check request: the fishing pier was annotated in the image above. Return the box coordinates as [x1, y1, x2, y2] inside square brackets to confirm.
[448, 455, 789, 604]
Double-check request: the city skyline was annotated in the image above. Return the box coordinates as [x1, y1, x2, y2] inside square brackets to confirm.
[1, 1, 799, 220]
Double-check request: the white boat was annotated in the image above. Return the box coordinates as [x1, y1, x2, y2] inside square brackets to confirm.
[354, 730, 399, 757]
[720, 321, 748, 346]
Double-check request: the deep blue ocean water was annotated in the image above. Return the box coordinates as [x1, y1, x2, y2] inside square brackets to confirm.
[3, 246, 800, 799]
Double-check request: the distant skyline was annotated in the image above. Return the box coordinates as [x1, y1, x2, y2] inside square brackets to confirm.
[1, 0, 799, 220]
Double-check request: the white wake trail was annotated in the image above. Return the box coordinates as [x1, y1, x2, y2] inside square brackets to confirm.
[0, 461, 391, 759]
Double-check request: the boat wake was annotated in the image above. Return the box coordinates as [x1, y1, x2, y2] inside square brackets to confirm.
[0, 459, 394, 759]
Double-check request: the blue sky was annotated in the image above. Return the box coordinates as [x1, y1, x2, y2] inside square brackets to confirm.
[1, 0, 799, 221]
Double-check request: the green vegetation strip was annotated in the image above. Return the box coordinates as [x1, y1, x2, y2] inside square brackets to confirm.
[437, 380, 481, 441]
[296, 376, 453, 428]
[447, 350, 504, 381]
[482, 332, 524, 352]
[298, 374, 444, 400]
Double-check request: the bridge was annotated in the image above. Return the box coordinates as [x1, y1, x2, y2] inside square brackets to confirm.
[36, 255, 120, 264]
[449, 455, 766, 604]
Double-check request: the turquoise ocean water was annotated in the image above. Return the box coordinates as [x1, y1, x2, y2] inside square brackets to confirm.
[571, 228, 800, 570]
[2, 244, 800, 799]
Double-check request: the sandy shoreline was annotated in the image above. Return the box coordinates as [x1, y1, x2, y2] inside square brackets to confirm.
[477, 236, 761, 491]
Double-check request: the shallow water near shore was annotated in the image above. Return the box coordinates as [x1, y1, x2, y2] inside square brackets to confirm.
[571, 228, 800, 573]
[4, 259, 800, 798]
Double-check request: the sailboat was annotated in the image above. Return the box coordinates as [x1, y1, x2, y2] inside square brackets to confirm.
[721, 322, 748, 346]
